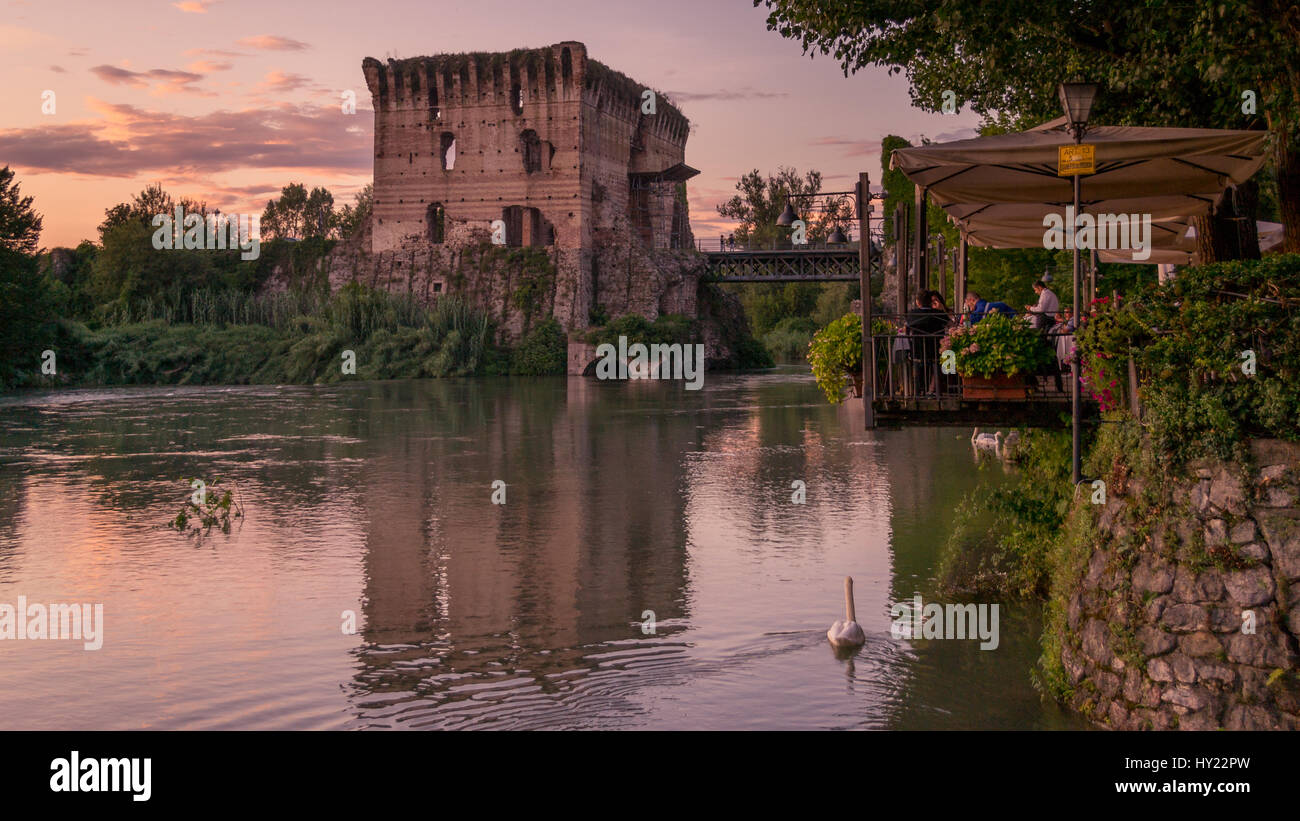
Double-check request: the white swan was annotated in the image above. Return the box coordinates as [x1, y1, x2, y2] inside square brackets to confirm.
[827, 576, 866, 650]
[971, 428, 1003, 450]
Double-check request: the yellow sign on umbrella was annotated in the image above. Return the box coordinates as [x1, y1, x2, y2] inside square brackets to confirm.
[1059, 144, 1096, 176]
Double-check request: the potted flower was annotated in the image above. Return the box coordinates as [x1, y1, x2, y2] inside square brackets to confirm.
[940, 313, 1053, 399]
[808, 313, 862, 403]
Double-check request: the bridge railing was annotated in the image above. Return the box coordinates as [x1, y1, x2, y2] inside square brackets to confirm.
[867, 312, 1074, 402]
[697, 237, 859, 253]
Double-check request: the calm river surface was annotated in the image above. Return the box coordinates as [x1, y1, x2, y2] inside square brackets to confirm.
[0, 371, 1084, 729]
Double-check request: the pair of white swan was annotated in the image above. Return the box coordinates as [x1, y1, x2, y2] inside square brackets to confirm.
[971, 428, 1020, 454]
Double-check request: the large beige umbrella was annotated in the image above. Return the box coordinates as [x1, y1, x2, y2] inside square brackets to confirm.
[890, 122, 1270, 263]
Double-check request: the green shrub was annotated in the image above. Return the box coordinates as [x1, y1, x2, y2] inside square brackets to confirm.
[941, 313, 1053, 378]
[23, 285, 498, 389]
[510, 317, 567, 375]
[585, 313, 697, 347]
[736, 335, 775, 369]
[1078, 253, 1300, 465]
[0, 246, 57, 388]
[762, 316, 817, 362]
[808, 312, 861, 403]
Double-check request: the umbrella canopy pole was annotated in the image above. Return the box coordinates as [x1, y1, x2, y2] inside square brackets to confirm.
[914, 186, 928, 294]
[956, 235, 968, 311]
[1072, 172, 1083, 484]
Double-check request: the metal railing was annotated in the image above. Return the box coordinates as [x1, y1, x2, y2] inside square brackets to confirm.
[867, 312, 1076, 401]
[696, 237, 860, 253]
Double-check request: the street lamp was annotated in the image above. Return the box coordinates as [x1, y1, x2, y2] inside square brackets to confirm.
[1059, 80, 1096, 485]
[776, 201, 799, 227]
[1059, 82, 1098, 142]
[827, 225, 848, 245]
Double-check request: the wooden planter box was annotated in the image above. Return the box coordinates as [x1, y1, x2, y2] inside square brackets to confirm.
[961, 373, 1028, 400]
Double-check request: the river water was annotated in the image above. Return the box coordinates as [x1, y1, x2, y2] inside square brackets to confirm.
[0, 371, 1084, 729]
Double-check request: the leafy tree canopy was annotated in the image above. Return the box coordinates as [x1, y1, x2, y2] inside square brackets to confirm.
[0, 165, 44, 255]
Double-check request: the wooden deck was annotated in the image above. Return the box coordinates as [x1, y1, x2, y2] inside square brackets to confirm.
[872, 396, 1080, 426]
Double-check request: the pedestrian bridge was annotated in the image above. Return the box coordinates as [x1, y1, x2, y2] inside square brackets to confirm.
[698, 241, 877, 282]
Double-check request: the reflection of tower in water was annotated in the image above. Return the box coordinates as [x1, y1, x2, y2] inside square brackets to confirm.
[351, 379, 693, 721]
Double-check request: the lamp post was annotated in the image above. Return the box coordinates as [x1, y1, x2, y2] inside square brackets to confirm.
[1060, 81, 1097, 485]
[779, 180, 886, 427]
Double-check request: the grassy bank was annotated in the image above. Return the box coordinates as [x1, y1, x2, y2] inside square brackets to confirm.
[9, 283, 573, 389]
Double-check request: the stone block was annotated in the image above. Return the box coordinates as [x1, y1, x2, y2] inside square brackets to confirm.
[1132, 556, 1174, 594]
[1178, 630, 1222, 658]
[1137, 625, 1177, 655]
[1172, 566, 1224, 603]
[1229, 519, 1257, 544]
[1161, 603, 1207, 632]
[1146, 656, 1174, 682]
[1223, 566, 1276, 607]
[1257, 510, 1300, 580]
[1161, 685, 1211, 711]
[1081, 618, 1111, 664]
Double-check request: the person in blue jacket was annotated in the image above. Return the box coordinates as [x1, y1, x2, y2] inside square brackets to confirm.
[962, 291, 1016, 325]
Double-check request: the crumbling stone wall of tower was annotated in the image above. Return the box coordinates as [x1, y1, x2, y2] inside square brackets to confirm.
[332, 42, 698, 345]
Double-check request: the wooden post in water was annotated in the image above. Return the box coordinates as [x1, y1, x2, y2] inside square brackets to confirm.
[859, 172, 875, 429]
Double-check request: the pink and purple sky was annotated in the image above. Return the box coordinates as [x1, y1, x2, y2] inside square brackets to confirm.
[1, 0, 977, 248]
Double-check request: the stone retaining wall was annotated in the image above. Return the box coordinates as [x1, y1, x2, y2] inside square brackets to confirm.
[1062, 439, 1300, 730]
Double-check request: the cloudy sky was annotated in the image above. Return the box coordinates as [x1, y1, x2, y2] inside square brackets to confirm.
[1, 0, 978, 248]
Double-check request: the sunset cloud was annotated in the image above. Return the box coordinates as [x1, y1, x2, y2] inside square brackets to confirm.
[811, 136, 884, 157]
[665, 88, 791, 103]
[257, 70, 312, 94]
[185, 47, 249, 59]
[187, 60, 235, 73]
[237, 35, 310, 51]
[172, 0, 222, 11]
[0, 99, 371, 178]
[89, 65, 212, 96]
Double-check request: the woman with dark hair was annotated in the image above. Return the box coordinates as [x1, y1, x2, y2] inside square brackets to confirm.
[907, 290, 949, 395]
[929, 290, 956, 328]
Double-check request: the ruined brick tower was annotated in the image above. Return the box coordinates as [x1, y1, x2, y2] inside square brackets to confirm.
[360, 42, 699, 337]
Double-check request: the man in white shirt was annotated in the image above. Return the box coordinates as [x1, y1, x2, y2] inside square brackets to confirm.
[1027, 280, 1060, 330]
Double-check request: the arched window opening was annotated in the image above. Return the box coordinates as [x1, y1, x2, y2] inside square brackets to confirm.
[510, 63, 523, 115]
[521, 129, 542, 173]
[426, 202, 445, 244]
[502, 205, 553, 248]
[425, 65, 439, 119]
[439, 132, 456, 171]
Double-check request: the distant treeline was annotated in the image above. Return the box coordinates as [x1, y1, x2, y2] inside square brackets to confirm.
[0, 172, 568, 390]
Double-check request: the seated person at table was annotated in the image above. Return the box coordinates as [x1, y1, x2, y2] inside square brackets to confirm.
[908, 292, 949, 394]
[962, 291, 1016, 325]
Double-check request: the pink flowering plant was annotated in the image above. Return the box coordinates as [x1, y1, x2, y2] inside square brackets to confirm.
[940, 313, 1052, 378]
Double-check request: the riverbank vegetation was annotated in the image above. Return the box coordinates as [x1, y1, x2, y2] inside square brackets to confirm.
[937, 253, 1300, 700]
[713, 166, 864, 364]
[0, 172, 579, 391]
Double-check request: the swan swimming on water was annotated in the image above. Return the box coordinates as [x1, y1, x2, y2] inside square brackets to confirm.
[827, 576, 866, 650]
[970, 428, 1003, 450]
